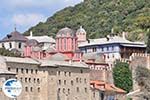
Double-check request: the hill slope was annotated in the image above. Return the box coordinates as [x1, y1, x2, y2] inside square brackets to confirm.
[24, 0, 150, 41]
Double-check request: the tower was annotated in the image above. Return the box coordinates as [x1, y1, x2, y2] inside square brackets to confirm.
[56, 27, 78, 52]
[76, 26, 87, 44]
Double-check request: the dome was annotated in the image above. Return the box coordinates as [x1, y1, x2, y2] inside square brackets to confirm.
[76, 26, 86, 34]
[57, 27, 76, 37]
[0, 56, 7, 69]
[49, 53, 70, 61]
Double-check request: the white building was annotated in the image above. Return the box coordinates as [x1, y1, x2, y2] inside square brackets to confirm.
[0, 29, 27, 54]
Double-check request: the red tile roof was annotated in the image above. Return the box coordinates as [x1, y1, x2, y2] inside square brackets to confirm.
[90, 80, 126, 94]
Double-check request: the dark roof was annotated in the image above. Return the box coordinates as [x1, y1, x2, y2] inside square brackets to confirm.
[1, 31, 27, 42]
[26, 39, 38, 46]
[57, 27, 76, 37]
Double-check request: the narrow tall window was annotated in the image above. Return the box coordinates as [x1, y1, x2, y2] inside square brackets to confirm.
[30, 87, 33, 92]
[26, 69, 28, 74]
[2, 43, 4, 48]
[71, 80, 73, 86]
[38, 87, 40, 92]
[18, 42, 22, 48]
[25, 87, 28, 92]
[8, 67, 10, 71]
[64, 80, 66, 85]
[77, 87, 79, 92]
[16, 68, 18, 73]
[21, 68, 23, 73]
[9, 43, 12, 48]
[58, 80, 61, 85]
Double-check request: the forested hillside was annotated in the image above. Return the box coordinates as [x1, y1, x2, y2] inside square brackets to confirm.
[24, 0, 150, 41]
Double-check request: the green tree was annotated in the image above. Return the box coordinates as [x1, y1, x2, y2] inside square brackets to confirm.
[135, 66, 150, 100]
[0, 48, 21, 57]
[113, 61, 133, 93]
[146, 30, 150, 53]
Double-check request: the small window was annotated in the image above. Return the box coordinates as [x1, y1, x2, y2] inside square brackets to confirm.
[85, 88, 87, 93]
[34, 78, 36, 83]
[20, 77, 22, 82]
[71, 80, 73, 86]
[68, 89, 70, 94]
[9, 43, 12, 48]
[80, 69, 83, 73]
[35, 69, 38, 74]
[29, 78, 31, 83]
[58, 88, 61, 93]
[102, 47, 104, 51]
[16, 68, 18, 73]
[64, 72, 67, 76]
[80, 78, 82, 83]
[8, 67, 10, 71]
[38, 87, 40, 92]
[112, 54, 114, 58]
[76, 78, 79, 83]
[25, 78, 27, 82]
[21, 68, 23, 73]
[84, 79, 87, 83]
[64, 80, 66, 85]
[37, 78, 40, 84]
[58, 71, 60, 76]
[77, 87, 79, 92]
[18, 42, 22, 48]
[30, 87, 33, 92]
[69, 72, 71, 76]
[2, 43, 4, 48]
[63, 88, 65, 93]
[25, 87, 28, 92]
[31, 69, 33, 74]
[93, 92, 95, 98]
[58, 80, 61, 85]
[26, 69, 28, 74]
[107, 47, 109, 51]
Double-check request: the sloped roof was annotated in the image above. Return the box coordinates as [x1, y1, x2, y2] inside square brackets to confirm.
[48, 53, 70, 61]
[90, 80, 126, 94]
[27, 35, 55, 43]
[39, 60, 88, 68]
[4, 56, 40, 65]
[79, 36, 146, 47]
[1, 31, 27, 42]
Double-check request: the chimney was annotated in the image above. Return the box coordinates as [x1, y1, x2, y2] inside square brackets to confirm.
[30, 31, 33, 37]
[122, 32, 126, 39]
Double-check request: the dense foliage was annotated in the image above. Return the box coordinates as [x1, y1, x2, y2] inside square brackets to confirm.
[113, 61, 133, 93]
[146, 30, 150, 53]
[0, 48, 21, 57]
[135, 66, 150, 99]
[24, 0, 150, 41]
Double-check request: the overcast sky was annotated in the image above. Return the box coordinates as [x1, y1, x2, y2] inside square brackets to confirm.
[0, 0, 83, 39]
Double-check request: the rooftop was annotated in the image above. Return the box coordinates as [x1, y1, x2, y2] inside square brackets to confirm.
[1, 30, 27, 42]
[57, 27, 76, 37]
[27, 35, 55, 43]
[79, 35, 146, 47]
[90, 80, 126, 94]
